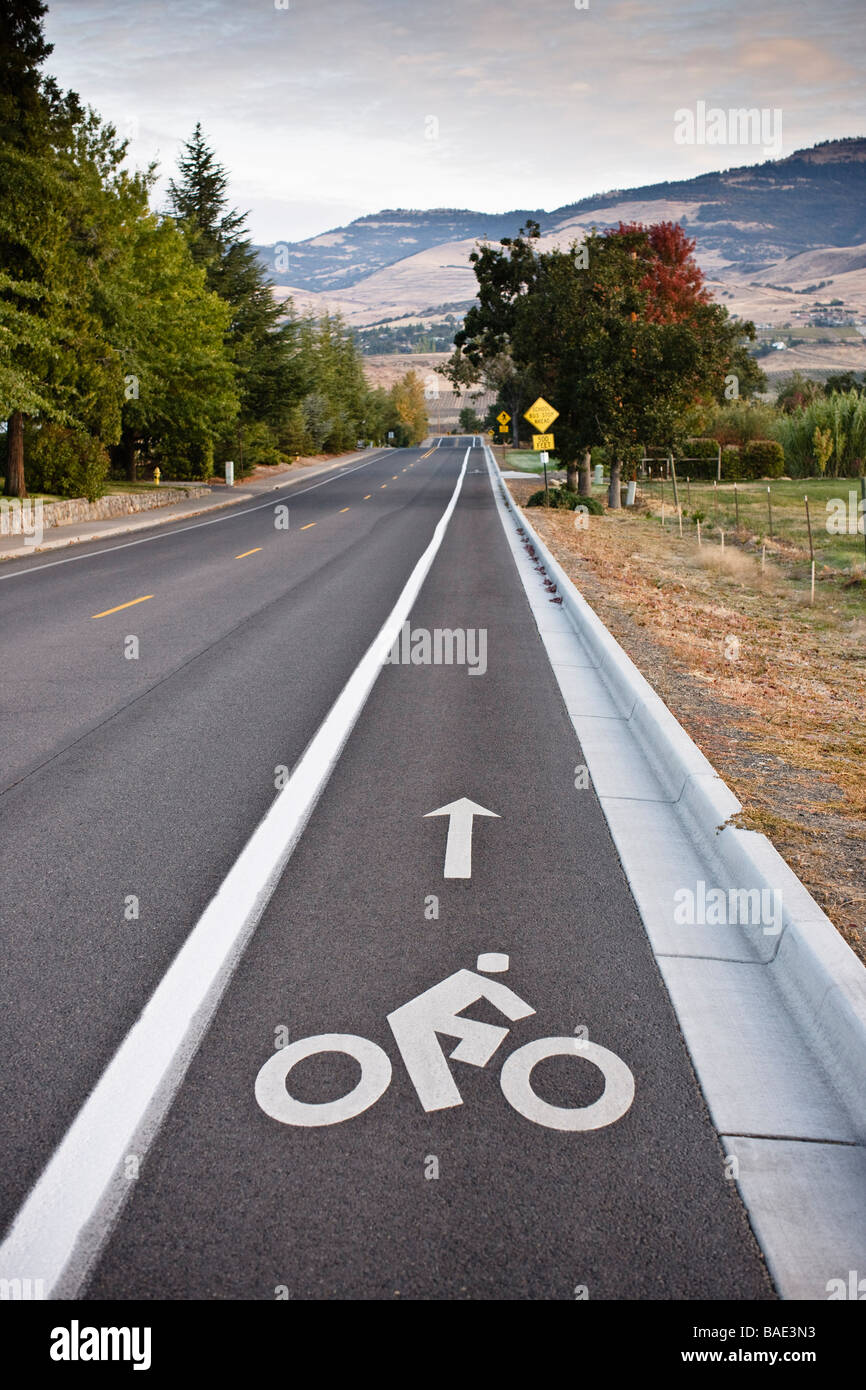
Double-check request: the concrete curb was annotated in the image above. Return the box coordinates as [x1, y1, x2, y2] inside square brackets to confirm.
[487, 447, 866, 1132]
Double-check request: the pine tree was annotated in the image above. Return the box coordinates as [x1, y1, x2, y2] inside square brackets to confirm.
[167, 126, 294, 468]
[0, 0, 55, 147]
[166, 123, 245, 269]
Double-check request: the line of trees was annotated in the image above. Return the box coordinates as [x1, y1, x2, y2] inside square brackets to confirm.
[441, 219, 765, 505]
[1, 2, 426, 502]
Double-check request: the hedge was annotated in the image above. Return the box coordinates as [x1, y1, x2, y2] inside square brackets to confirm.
[741, 438, 785, 479]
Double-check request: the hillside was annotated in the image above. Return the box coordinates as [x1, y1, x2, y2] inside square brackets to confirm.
[259, 138, 866, 377]
[257, 207, 549, 291]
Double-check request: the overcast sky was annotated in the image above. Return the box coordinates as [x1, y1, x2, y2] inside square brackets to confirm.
[42, 0, 865, 244]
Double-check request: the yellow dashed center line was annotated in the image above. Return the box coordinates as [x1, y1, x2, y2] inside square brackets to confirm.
[363, 494, 372, 500]
[235, 547, 262, 559]
[300, 522, 316, 530]
[392, 475, 398, 480]
[339, 507, 350, 513]
[380, 484, 387, 489]
[91, 595, 153, 619]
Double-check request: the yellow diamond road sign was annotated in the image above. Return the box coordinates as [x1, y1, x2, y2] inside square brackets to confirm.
[524, 397, 559, 434]
[497, 410, 511, 425]
[532, 433, 555, 452]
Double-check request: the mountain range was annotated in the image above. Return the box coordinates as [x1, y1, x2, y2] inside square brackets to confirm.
[255, 138, 866, 381]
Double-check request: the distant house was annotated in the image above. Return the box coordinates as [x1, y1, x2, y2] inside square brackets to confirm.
[771, 341, 787, 350]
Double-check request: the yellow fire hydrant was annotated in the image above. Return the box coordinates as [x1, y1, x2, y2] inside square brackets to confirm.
[153, 467, 161, 486]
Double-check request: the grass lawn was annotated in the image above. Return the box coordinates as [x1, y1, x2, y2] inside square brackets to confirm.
[105, 481, 169, 494]
[2, 476, 190, 501]
[504, 448, 561, 475]
[0, 479, 61, 502]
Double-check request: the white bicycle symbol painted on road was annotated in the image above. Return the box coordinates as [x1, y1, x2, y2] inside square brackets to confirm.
[255, 953, 635, 1132]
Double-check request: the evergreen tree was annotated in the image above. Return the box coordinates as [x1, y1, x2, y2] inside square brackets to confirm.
[167, 125, 294, 468]
[166, 123, 245, 268]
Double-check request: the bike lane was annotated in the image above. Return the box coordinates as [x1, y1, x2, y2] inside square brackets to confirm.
[84, 448, 775, 1300]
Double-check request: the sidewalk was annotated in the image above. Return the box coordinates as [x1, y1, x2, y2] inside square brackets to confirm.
[0, 449, 377, 563]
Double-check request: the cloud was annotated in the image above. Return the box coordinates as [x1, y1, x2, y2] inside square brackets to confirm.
[737, 36, 854, 84]
[41, 0, 866, 241]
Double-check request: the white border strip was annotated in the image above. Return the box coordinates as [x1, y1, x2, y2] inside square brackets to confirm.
[0, 449, 471, 1298]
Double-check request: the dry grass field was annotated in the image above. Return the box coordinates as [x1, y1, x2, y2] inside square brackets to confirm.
[504, 464, 866, 963]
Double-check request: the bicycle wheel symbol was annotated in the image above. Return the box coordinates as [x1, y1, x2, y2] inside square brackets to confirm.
[254, 958, 636, 1133]
[500, 1037, 635, 1132]
[255, 1033, 392, 1128]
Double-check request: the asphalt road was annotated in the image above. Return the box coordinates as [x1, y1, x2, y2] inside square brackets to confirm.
[0, 437, 777, 1300]
[0, 437, 775, 1299]
[0, 441, 462, 1232]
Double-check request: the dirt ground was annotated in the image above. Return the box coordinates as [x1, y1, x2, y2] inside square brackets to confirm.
[504, 475, 866, 965]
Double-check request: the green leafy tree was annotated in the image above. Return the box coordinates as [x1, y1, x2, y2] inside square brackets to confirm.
[458, 405, 482, 432]
[0, 0, 83, 495]
[94, 157, 238, 480]
[392, 371, 429, 446]
[448, 219, 762, 506]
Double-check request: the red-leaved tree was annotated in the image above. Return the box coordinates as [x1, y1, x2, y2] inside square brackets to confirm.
[606, 221, 711, 324]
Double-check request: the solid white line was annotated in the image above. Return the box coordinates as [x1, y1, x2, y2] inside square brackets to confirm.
[0, 448, 471, 1297]
[0, 450, 397, 582]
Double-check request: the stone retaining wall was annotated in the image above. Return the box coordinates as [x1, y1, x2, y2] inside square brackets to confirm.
[0, 486, 209, 535]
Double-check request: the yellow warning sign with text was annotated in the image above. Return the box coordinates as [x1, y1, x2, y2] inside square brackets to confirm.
[532, 433, 555, 452]
[524, 397, 559, 433]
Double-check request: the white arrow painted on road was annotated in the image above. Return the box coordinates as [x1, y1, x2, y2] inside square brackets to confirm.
[424, 797, 500, 879]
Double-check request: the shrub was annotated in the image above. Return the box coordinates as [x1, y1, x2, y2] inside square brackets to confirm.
[680, 438, 720, 480]
[526, 487, 604, 514]
[742, 439, 785, 479]
[229, 421, 287, 474]
[702, 400, 779, 446]
[280, 403, 314, 457]
[682, 440, 744, 479]
[684, 437, 719, 460]
[27, 425, 110, 502]
[156, 436, 215, 481]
